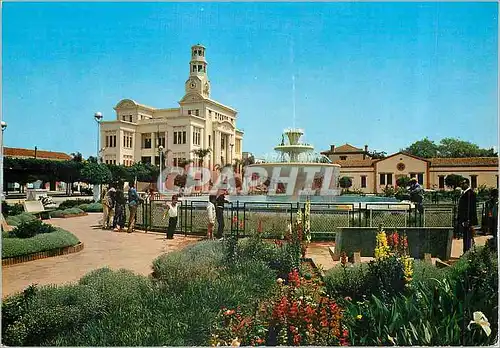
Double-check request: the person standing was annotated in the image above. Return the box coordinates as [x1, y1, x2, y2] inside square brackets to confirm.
[215, 191, 229, 239]
[127, 183, 140, 233]
[408, 178, 424, 214]
[207, 195, 216, 239]
[101, 185, 116, 229]
[163, 195, 179, 239]
[457, 178, 478, 253]
[113, 188, 126, 232]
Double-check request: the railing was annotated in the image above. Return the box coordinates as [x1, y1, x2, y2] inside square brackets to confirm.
[126, 199, 485, 239]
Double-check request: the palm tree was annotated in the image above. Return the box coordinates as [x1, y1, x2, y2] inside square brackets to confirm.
[192, 148, 211, 167]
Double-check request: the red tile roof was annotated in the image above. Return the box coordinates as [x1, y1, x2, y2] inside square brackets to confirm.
[4, 147, 71, 161]
[429, 157, 498, 167]
[333, 159, 376, 167]
[333, 144, 364, 153]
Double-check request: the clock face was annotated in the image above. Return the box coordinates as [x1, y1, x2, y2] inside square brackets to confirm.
[189, 81, 196, 89]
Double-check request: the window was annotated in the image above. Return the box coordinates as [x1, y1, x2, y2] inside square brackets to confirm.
[122, 115, 126, 121]
[173, 130, 186, 144]
[141, 156, 151, 164]
[340, 156, 347, 160]
[208, 135, 211, 148]
[410, 173, 416, 178]
[195, 109, 199, 116]
[123, 132, 133, 149]
[113, 135, 116, 147]
[387, 173, 393, 185]
[192, 65, 196, 72]
[182, 131, 186, 144]
[471, 175, 477, 189]
[188, 110, 192, 115]
[142, 134, 152, 149]
[380, 173, 386, 185]
[156, 134, 165, 148]
[193, 127, 201, 146]
[417, 173, 424, 185]
[129, 115, 133, 122]
[439, 176, 445, 189]
[221, 137, 225, 150]
[361, 176, 367, 188]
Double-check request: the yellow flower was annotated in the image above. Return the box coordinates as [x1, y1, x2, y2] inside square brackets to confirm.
[231, 338, 241, 347]
[387, 334, 396, 345]
[356, 314, 363, 320]
[277, 278, 284, 285]
[468, 311, 491, 337]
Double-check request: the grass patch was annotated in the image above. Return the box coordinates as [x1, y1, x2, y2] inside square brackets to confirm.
[78, 203, 103, 213]
[50, 208, 85, 218]
[5, 213, 37, 227]
[2, 229, 80, 259]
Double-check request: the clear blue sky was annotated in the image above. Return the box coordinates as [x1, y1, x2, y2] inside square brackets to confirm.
[3, 2, 498, 159]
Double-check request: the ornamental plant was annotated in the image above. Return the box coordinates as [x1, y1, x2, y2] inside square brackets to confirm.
[210, 269, 350, 346]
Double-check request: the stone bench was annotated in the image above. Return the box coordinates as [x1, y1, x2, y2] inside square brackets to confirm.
[23, 200, 54, 220]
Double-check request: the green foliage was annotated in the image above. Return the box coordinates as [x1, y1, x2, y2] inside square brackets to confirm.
[403, 137, 497, 158]
[9, 220, 57, 238]
[78, 203, 103, 212]
[58, 199, 93, 210]
[50, 208, 85, 218]
[2, 202, 25, 216]
[365, 256, 406, 302]
[80, 163, 112, 185]
[394, 186, 410, 200]
[403, 137, 439, 158]
[445, 174, 466, 189]
[338, 176, 353, 190]
[2, 228, 79, 258]
[382, 185, 395, 197]
[5, 213, 38, 227]
[396, 176, 411, 188]
[324, 263, 368, 301]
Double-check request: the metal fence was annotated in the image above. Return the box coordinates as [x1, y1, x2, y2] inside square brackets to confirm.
[129, 199, 486, 239]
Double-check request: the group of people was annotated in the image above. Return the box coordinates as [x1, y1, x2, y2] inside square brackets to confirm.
[205, 192, 229, 240]
[101, 183, 141, 233]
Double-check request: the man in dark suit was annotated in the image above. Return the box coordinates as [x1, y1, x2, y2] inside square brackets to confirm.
[215, 190, 230, 239]
[457, 178, 478, 253]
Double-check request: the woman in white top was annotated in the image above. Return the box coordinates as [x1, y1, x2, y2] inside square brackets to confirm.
[163, 195, 179, 239]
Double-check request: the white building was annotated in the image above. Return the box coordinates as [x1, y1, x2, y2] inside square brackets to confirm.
[100, 44, 243, 169]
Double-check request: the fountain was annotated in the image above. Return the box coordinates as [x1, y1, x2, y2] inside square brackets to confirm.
[244, 128, 341, 197]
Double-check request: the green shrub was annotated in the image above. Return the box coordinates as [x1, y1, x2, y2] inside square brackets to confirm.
[2, 228, 80, 258]
[50, 210, 65, 218]
[58, 199, 94, 210]
[9, 220, 57, 239]
[6, 212, 37, 227]
[325, 263, 368, 301]
[51, 208, 85, 218]
[2, 202, 24, 216]
[79, 202, 102, 212]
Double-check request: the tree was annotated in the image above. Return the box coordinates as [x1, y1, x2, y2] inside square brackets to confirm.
[338, 176, 353, 191]
[396, 176, 411, 188]
[80, 162, 112, 185]
[445, 174, 465, 190]
[192, 148, 211, 167]
[438, 138, 496, 158]
[71, 152, 83, 162]
[367, 150, 387, 159]
[403, 138, 439, 158]
[404, 137, 497, 158]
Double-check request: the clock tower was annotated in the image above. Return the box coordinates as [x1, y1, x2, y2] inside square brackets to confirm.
[184, 44, 211, 98]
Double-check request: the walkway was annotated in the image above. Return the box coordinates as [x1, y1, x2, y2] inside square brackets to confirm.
[2, 214, 201, 298]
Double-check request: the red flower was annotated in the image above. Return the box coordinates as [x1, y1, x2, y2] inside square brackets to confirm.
[392, 231, 399, 248]
[293, 334, 302, 345]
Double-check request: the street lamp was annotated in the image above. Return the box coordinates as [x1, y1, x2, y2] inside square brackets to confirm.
[230, 143, 234, 166]
[1, 121, 7, 201]
[158, 145, 164, 194]
[94, 112, 103, 202]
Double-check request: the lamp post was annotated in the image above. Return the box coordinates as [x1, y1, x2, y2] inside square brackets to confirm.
[1, 121, 7, 202]
[230, 143, 234, 167]
[94, 112, 103, 202]
[158, 145, 164, 194]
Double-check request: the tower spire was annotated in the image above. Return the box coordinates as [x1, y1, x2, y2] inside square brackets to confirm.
[185, 44, 210, 98]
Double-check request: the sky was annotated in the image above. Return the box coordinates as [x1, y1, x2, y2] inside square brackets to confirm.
[2, 2, 498, 159]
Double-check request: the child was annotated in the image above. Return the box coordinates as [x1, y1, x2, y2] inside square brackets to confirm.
[207, 195, 216, 239]
[163, 195, 179, 239]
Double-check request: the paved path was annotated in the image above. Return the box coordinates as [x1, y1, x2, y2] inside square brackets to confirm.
[2, 214, 201, 298]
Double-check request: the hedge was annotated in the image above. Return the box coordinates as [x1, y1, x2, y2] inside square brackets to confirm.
[5, 213, 37, 227]
[50, 208, 85, 218]
[2, 229, 80, 259]
[333, 227, 454, 260]
[77, 203, 103, 213]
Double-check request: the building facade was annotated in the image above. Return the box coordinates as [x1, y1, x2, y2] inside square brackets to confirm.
[100, 44, 243, 169]
[322, 144, 498, 193]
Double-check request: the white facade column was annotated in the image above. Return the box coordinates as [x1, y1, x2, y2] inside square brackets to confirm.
[214, 130, 221, 167]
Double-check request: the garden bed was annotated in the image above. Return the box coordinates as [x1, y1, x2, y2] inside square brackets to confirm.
[2, 242, 84, 266]
[50, 208, 87, 218]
